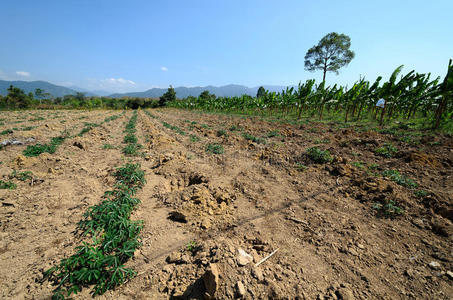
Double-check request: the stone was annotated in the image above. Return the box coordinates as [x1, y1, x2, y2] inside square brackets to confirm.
[203, 263, 220, 298]
[446, 271, 453, 280]
[404, 269, 415, 278]
[336, 287, 355, 300]
[73, 139, 87, 150]
[166, 251, 182, 264]
[201, 218, 212, 229]
[162, 265, 174, 273]
[252, 267, 264, 282]
[236, 281, 246, 298]
[237, 248, 253, 266]
[428, 261, 441, 269]
[168, 211, 188, 223]
[356, 243, 365, 250]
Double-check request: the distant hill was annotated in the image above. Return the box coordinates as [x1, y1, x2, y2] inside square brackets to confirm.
[0, 80, 290, 99]
[0, 80, 82, 97]
[66, 86, 103, 97]
[109, 84, 288, 98]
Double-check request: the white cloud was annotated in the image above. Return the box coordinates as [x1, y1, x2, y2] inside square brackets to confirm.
[160, 67, 168, 71]
[16, 71, 30, 77]
[101, 78, 136, 85]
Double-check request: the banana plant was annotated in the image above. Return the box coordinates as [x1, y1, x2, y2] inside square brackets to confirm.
[434, 59, 453, 128]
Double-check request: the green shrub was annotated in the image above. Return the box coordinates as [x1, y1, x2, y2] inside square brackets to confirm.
[216, 130, 228, 138]
[306, 147, 332, 163]
[124, 133, 138, 144]
[206, 143, 224, 154]
[375, 143, 398, 158]
[190, 134, 201, 142]
[242, 133, 266, 144]
[0, 180, 16, 189]
[373, 200, 403, 217]
[382, 169, 417, 188]
[10, 170, 33, 181]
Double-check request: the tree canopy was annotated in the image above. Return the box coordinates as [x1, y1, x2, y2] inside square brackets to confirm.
[159, 85, 176, 107]
[256, 86, 266, 98]
[304, 32, 355, 83]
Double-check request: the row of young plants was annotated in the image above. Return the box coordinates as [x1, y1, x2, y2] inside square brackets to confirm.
[122, 111, 143, 156]
[22, 112, 124, 157]
[44, 111, 146, 298]
[0, 169, 34, 189]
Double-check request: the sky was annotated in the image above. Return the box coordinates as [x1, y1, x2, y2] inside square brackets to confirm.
[0, 0, 452, 93]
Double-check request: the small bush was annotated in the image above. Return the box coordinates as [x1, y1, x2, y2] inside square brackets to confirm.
[229, 125, 242, 131]
[216, 130, 228, 138]
[306, 147, 332, 163]
[124, 133, 138, 144]
[0, 129, 13, 135]
[122, 143, 142, 156]
[266, 130, 280, 138]
[382, 169, 417, 188]
[103, 144, 115, 150]
[206, 143, 224, 154]
[242, 133, 266, 144]
[375, 143, 398, 158]
[10, 170, 33, 181]
[373, 200, 403, 217]
[189, 134, 201, 142]
[314, 138, 330, 144]
[414, 189, 428, 198]
[0, 180, 16, 189]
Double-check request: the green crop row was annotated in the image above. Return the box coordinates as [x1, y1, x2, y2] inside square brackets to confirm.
[44, 163, 146, 298]
[23, 112, 124, 157]
[122, 111, 142, 156]
[44, 114, 145, 298]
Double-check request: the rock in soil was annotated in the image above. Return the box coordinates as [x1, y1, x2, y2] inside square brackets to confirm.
[203, 263, 220, 299]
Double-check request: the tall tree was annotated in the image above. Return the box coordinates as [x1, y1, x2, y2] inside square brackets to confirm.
[159, 85, 176, 107]
[35, 88, 45, 104]
[304, 32, 355, 83]
[6, 85, 31, 108]
[256, 86, 266, 98]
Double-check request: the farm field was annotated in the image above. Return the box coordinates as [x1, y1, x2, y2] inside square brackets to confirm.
[0, 108, 452, 299]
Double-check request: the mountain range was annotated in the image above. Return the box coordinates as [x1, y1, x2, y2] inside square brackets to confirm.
[109, 84, 287, 98]
[0, 80, 288, 98]
[0, 80, 84, 97]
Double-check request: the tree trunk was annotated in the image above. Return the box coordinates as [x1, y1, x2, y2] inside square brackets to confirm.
[379, 104, 386, 126]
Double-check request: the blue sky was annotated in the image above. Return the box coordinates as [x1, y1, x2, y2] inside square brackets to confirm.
[0, 0, 452, 93]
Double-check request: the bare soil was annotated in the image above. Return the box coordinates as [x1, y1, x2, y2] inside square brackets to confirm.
[0, 108, 452, 299]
